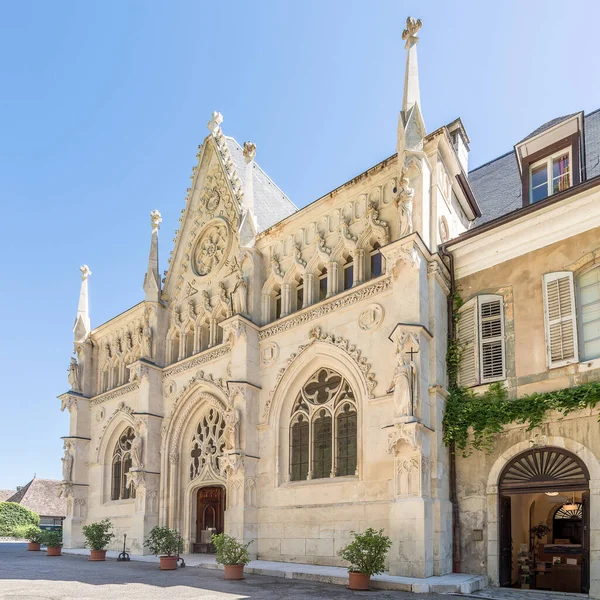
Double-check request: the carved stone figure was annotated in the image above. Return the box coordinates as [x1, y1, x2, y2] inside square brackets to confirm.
[232, 267, 248, 315]
[218, 282, 232, 317]
[201, 290, 212, 314]
[131, 424, 144, 470]
[62, 443, 74, 482]
[68, 357, 81, 392]
[397, 170, 415, 237]
[141, 313, 153, 359]
[387, 337, 417, 418]
[224, 408, 240, 451]
[150, 209, 162, 233]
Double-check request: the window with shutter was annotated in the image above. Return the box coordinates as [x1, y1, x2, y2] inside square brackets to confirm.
[457, 298, 479, 387]
[479, 296, 505, 383]
[543, 272, 578, 367]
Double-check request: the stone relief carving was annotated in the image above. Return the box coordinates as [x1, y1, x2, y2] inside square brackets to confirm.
[397, 168, 414, 237]
[366, 200, 389, 244]
[161, 343, 230, 378]
[188, 405, 227, 481]
[439, 216, 449, 243]
[60, 395, 78, 413]
[192, 220, 230, 277]
[259, 276, 392, 340]
[395, 454, 424, 497]
[68, 357, 81, 392]
[386, 422, 420, 454]
[358, 303, 384, 331]
[260, 342, 279, 366]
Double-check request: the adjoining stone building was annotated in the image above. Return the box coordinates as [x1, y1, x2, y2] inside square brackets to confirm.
[57, 14, 600, 596]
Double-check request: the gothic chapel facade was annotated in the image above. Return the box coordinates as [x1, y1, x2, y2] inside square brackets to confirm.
[62, 17, 600, 586]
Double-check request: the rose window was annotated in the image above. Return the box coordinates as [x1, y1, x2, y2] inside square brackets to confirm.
[192, 221, 229, 276]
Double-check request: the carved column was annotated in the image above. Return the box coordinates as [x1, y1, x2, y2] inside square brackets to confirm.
[304, 273, 314, 307]
[209, 318, 218, 348]
[178, 332, 185, 361]
[354, 249, 365, 286]
[281, 283, 291, 317]
[327, 261, 338, 298]
[261, 293, 271, 324]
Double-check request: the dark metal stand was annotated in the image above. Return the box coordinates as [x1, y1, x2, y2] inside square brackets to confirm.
[177, 554, 186, 568]
[117, 534, 130, 562]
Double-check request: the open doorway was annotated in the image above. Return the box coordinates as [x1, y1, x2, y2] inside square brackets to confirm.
[498, 447, 590, 594]
[194, 486, 225, 553]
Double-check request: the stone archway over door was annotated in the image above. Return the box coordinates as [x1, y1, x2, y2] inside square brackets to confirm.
[498, 447, 590, 594]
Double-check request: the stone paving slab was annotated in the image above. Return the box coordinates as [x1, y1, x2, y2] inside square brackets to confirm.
[63, 548, 487, 593]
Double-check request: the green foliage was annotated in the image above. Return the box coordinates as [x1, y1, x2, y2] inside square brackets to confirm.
[83, 519, 115, 551]
[144, 526, 183, 557]
[211, 533, 252, 566]
[12, 524, 44, 543]
[42, 530, 63, 548]
[530, 522, 551, 540]
[0, 502, 40, 536]
[443, 293, 600, 454]
[338, 528, 392, 576]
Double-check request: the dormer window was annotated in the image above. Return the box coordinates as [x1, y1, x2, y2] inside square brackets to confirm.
[530, 150, 571, 203]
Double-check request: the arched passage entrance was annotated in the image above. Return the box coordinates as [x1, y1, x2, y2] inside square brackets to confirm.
[498, 447, 590, 593]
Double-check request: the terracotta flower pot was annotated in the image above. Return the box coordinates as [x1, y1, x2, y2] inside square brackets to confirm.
[223, 564, 245, 580]
[159, 555, 178, 570]
[47, 546, 62, 557]
[348, 571, 371, 590]
[89, 550, 107, 561]
[27, 542, 41, 551]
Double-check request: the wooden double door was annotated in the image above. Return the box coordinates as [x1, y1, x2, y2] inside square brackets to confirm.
[195, 486, 225, 550]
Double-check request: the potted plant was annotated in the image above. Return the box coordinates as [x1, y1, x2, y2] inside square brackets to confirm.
[338, 527, 392, 590]
[13, 524, 44, 551]
[144, 526, 183, 570]
[211, 533, 252, 580]
[42, 530, 63, 557]
[83, 519, 115, 561]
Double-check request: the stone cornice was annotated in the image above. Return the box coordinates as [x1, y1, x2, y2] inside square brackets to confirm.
[161, 343, 231, 379]
[258, 276, 392, 341]
[90, 381, 140, 407]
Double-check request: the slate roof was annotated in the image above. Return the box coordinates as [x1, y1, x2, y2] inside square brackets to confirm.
[6, 478, 66, 518]
[0, 490, 15, 502]
[469, 109, 600, 225]
[224, 137, 298, 233]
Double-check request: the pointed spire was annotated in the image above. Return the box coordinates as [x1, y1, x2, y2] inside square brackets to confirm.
[73, 265, 91, 344]
[143, 210, 162, 302]
[401, 17, 422, 113]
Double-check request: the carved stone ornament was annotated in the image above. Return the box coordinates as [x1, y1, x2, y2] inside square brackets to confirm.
[439, 216, 449, 243]
[397, 168, 415, 238]
[358, 304, 384, 331]
[261, 342, 279, 366]
[402, 16, 422, 48]
[62, 442, 74, 482]
[386, 422, 421, 455]
[60, 394, 78, 413]
[220, 452, 244, 476]
[150, 210, 162, 233]
[192, 220, 230, 277]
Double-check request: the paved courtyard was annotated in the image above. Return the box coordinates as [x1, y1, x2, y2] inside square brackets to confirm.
[0, 543, 442, 600]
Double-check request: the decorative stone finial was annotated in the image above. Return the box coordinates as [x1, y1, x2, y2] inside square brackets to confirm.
[402, 16, 422, 48]
[150, 209, 162, 234]
[80, 265, 91, 280]
[243, 141, 256, 163]
[207, 111, 223, 133]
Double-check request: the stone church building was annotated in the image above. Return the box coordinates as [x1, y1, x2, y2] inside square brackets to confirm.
[58, 17, 600, 596]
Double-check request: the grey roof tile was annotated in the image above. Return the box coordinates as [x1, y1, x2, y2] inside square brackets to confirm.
[0, 490, 16, 502]
[6, 478, 66, 518]
[469, 109, 600, 225]
[224, 137, 297, 233]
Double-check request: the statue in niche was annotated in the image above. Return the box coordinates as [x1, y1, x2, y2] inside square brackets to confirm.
[224, 408, 240, 451]
[68, 357, 81, 392]
[141, 313, 153, 359]
[397, 169, 415, 237]
[131, 424, 144, 470]
[219, 282, 232, 317]
[387, 335, 418, 418]
[231, 267, 248, 315]
[62, 443, 74, 482]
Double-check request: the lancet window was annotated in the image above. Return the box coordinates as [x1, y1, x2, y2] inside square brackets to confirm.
[289, 368, 357, 481]
[111, 427, 136, 501]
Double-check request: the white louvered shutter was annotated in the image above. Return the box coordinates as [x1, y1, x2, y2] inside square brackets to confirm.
[457, 298, 479, 387]
[543, 272, 579, 368]
[478, 296, 505, 383]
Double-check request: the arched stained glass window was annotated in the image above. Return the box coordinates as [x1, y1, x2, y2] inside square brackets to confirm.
[111, 427, 136, 501]
[289, 368, 357, 481]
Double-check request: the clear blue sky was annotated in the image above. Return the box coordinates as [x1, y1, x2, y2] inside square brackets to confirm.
[0, 1, 598, 490]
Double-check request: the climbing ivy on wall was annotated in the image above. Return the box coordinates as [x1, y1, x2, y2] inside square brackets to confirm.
[442, 294, 600, 455]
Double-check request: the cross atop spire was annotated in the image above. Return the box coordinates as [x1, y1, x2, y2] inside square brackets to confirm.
[73, 265, 91, 344]
[401, 16, 423, 113]
[143, 210, 162, 303]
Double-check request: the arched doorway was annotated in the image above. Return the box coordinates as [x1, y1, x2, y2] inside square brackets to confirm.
[498, 447, 590, 593]
[194, 486, 225, 553]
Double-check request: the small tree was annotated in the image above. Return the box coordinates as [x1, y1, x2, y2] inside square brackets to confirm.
[211, 533, 252, 566]
[0, 502, 40, 536]
[338, 528, 392, 576]
[12, 524, 44, 543]
[144, 526, 183, 557]
[42, 530, 63, 548]
[83, 519, 115, 551]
